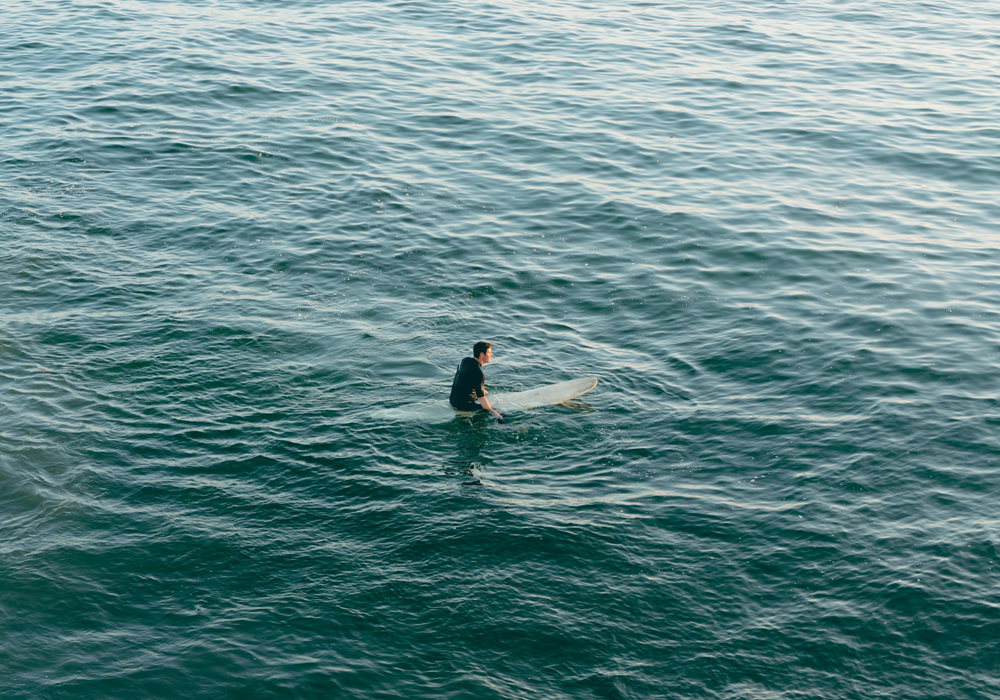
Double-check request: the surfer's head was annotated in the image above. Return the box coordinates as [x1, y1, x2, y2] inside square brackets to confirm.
[473, 341, 492, 365]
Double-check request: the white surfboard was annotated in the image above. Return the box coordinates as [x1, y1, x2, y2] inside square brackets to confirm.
[372, 377, 598, 423]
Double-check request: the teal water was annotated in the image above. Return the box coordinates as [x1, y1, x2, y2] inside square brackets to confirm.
[3, 1, 999, 697]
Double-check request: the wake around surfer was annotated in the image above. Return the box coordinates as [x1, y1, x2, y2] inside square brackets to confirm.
[449, 341, 504, 422]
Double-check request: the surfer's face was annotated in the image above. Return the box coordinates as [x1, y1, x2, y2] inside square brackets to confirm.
[478, 347, 493, 365]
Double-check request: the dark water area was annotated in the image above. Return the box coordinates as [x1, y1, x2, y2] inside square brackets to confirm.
[2, 1, 999, 697]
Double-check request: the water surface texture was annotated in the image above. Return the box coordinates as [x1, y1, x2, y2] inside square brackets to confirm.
[3, 1, 999, 698]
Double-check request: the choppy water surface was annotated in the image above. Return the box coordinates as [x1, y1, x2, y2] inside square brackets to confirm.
[3, 0, 999, 697]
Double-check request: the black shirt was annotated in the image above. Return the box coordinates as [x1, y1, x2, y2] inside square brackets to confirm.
[449, 357, 485, 410]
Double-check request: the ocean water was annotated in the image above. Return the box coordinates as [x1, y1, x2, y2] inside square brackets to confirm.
[2, 0, 999, 697]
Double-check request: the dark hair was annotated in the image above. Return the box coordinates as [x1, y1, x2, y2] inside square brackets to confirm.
[473, 341, 491, 358]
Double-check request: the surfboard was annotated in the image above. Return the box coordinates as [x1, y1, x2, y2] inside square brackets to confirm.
[372, 377, 598, 423]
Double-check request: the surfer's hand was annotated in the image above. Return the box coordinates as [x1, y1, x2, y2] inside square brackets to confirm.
[491, 410, 504, 423]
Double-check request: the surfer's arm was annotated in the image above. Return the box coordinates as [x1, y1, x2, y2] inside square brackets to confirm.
[477, 396, 501, 418]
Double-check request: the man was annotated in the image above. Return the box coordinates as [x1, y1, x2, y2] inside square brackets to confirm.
[449, 341, 504, 422]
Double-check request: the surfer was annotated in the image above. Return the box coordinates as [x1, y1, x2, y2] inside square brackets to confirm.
[449, 341, 504, 422]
